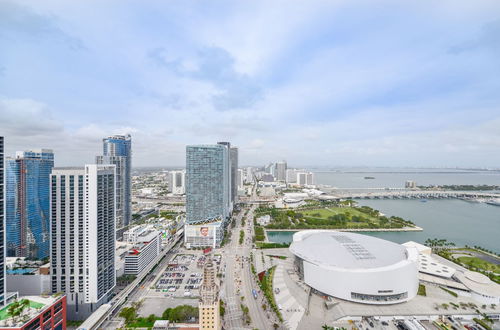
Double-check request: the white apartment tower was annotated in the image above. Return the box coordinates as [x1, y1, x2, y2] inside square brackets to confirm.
[168, 170, 186, 195]
[297, 172, 314, 186]
[237, 169, 244, 190]
[275, 161, 287, 181]
[50, 165, 116, 320]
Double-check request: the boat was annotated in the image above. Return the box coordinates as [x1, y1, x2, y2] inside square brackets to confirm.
[364, 176, 375, 179]
[486, 200, 500, 207]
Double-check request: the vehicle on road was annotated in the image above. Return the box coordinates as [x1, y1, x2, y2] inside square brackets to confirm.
[252, 288, 258, 299]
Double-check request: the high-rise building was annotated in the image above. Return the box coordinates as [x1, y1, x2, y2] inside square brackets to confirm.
[297, 171, 314, 186]
[185, 145, 229, 248]
[96, 134, 131, 231]
[0, 137, 5, 306]
[229, 147, 238, 205]
[237, 169, 244, 190]
[286, 168, 298, 183]
[168, 170, 185, 195]
[50, 165, 116, 320]
[275, 161, 287, 181]
[245, 167, 254, 183]
[186, 145, 229, 224]
[198, 256, 221, 330]
[6, 149, 54, 259]
[217, 142, 232, 213]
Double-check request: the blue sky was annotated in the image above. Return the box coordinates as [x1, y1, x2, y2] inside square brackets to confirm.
[1, 0, 500, 167]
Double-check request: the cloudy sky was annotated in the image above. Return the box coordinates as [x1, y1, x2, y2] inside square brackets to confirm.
[1, 0, 500, 167]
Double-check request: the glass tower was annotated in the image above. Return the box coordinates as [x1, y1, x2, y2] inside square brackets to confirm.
[186, 145, 229, 224]
[0, 137, 6, 306]
[97, 134, 131, 230]
[6, 149, 54, 259]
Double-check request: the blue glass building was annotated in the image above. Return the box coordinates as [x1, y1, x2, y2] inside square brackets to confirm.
[97, 134, 132, 230]
[6, 149, 54, 259]
[186, 144, 229, 224]
[0, 137, 6, 305]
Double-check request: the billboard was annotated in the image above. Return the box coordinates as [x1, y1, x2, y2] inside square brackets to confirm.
[185, 224, 215, 238]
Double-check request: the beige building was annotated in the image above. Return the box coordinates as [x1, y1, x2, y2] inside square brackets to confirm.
[198, 256, 221, 330]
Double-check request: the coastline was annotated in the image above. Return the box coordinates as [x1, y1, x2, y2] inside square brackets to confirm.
[264, 226, 423, 242]
[265, 226, 422, 233]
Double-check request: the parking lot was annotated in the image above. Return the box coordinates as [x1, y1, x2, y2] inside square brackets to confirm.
[137, 250, 222, 317]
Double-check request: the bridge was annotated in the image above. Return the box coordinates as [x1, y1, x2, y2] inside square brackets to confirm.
[327, 190, 500, 200]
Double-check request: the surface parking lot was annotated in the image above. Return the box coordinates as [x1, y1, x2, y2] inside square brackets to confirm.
[137, 250, 222, 317]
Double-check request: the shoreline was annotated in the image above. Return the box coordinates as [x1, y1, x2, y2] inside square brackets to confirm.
[265, 226, 422, 233]
[264, 226, 423, 241]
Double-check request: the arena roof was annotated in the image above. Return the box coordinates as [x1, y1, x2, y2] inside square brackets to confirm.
[289, 230, 413, 270]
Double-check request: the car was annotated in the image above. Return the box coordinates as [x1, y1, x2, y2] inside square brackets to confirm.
[381, 321, 389, 326]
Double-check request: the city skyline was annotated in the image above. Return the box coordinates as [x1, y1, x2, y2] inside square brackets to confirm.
[1, 1, 500, 167]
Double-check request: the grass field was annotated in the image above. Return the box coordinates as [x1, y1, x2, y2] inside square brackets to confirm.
[302, 207, 379, 221]
[456, 256, 500, 273]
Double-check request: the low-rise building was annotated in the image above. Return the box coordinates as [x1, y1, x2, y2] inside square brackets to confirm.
[0, 295, 66, 330]
[124, 229, 162, 275]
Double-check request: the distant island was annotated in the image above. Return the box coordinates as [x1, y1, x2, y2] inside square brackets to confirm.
[417, 184, 500, 191]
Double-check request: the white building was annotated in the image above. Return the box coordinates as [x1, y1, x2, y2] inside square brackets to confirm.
[286, 169, 299, 183]
[50, 165, 116, 320]
[237, 169, 244, 190]
[184, 222, 223, 249]
[290, 230, 419, 304]
[168, 170, 186, 195]
[296, 172, 314, 186]
[124, 229, 162, 275]
[245, 167, 254, 183]
[275, 161, 287, 181]
[405, 180, 417, 189]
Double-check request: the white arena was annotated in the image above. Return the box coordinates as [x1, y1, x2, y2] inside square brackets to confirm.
[289, 230, 419, 304]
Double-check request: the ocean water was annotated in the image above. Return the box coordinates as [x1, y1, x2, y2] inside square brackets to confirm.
[267, 169, 500, 253]
[313, 168, 500, 189]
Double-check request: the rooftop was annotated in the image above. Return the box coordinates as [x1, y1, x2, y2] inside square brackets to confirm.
[290, 230, 413, 269]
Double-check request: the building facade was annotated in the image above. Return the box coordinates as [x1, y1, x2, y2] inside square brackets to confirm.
[186, 145, 229, 224]
[229, 147, 238, 205]
[96, 134, 131, 231]
[198, 257, 221, 330]
[275, 161, 287, 181]
[0, 137, 5, 306]
[6, 149, 54, 259]
[216, 142, 232, 214]
[168, 170, 186, 195]
[124, 229, 161, 276]
[296, 172, 314, 186]
[50, 165, 116, 320]
[0, 295, 66, 330]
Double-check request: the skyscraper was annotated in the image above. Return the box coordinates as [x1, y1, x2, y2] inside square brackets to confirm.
[229, 147, 238, 205]
[168, 170, 185, 195]
[0, 137, 6, 306]
[96, 134, 131, 232]
[50, 164, 116, 320]
[275, 160, 287, 181]
[6, 149, 54, 259]
[186, 145, 229, 224]
[217, 142, 232, 213]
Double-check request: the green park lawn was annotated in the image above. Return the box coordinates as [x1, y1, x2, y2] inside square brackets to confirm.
[456, 256, 500, 273]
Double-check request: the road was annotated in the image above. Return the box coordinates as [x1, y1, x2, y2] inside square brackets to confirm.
[221, 185, 278, 330]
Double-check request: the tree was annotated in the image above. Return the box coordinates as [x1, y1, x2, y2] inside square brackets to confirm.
[119, 307, 137, 324]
